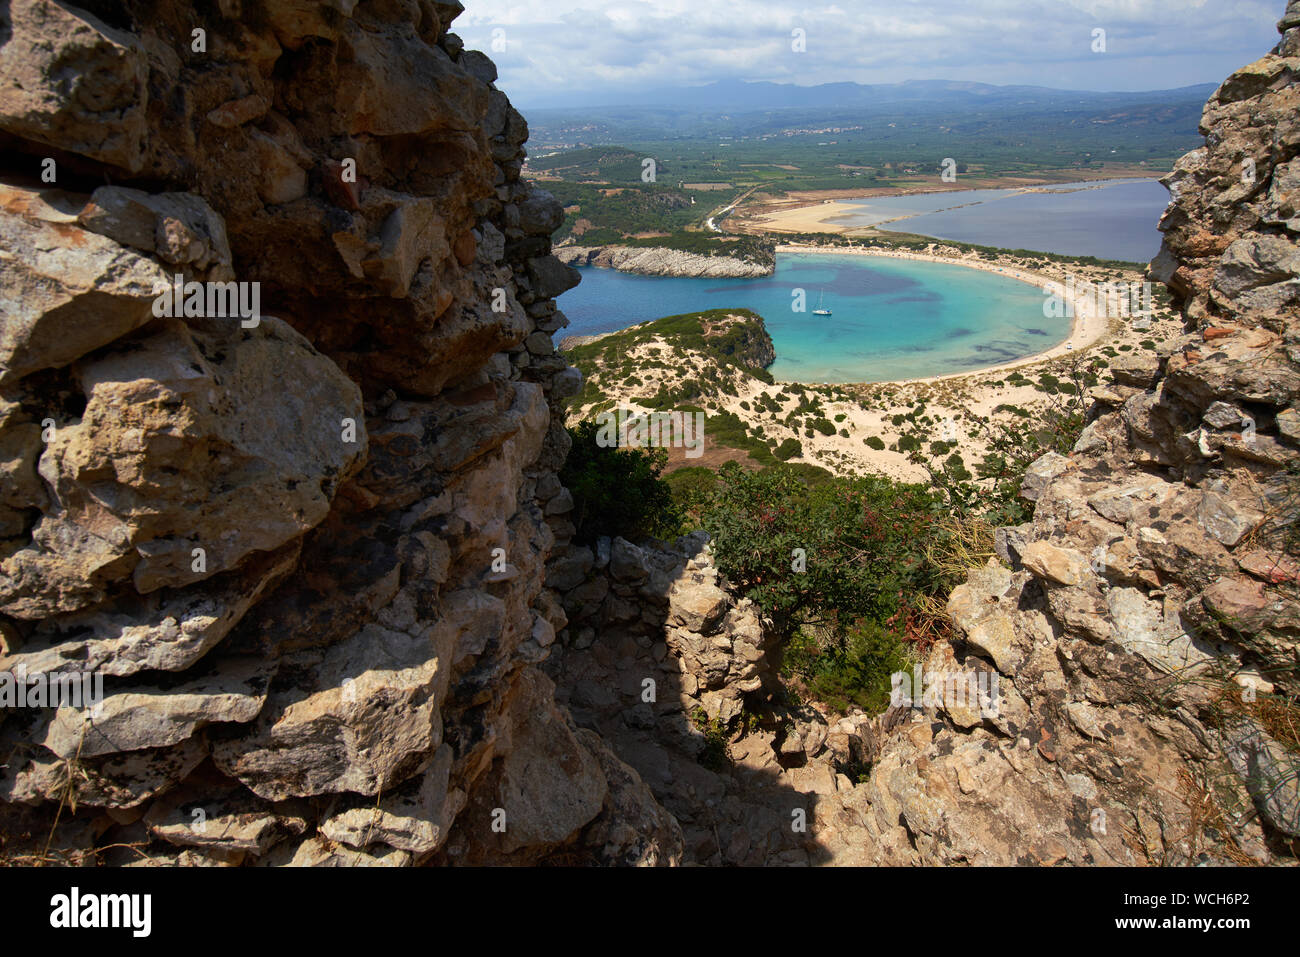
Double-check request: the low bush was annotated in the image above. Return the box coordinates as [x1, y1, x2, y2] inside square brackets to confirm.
[560, 420, 681, 543]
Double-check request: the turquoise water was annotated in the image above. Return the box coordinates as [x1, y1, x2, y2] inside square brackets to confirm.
[832, 178, 1169, 262]
[558, 252, 1064, 383]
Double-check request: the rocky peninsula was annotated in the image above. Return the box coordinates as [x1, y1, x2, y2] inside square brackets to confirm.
[556, 244, 774, 278]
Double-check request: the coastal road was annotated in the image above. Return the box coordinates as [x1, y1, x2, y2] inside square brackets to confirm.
[705, 186, 760, 232]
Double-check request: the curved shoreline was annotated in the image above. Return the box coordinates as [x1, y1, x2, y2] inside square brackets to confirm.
[560, 245, 1118, 384]
[774, 243, 1109, 386]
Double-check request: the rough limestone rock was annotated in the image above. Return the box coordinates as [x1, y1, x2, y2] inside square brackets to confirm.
[44, 656, 272, 759]
[0, 186, 170, 386]
[0, 0, 679, 867]
[555, 244, 773, 279]
[0, 0, 149, 171]
[319, 745, 462, 856]
[211, 622, 450, 801]
[844, 6, 1300, 867]
[1, 316, 367, 618]
[4, 544, 301, 678]
[76, 186, 235, 280]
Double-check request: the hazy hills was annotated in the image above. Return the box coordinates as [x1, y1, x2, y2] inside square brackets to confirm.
[523, 78, 1216, 161]
[523, 77, 1218, 113]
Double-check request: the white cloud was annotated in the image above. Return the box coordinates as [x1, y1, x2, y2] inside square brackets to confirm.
[455, 0, 1286, 106]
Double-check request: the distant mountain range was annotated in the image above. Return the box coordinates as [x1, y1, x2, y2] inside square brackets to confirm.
[518, 77, 1219, 114]
[521, 78, 1216, 162]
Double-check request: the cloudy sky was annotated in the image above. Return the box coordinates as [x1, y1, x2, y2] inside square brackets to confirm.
[456, 0, 1286, 107]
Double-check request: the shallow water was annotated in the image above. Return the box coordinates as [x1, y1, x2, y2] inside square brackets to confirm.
[557, 252, 1065, 383]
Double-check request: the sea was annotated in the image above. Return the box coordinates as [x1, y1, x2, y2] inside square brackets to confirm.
[559, 252, 1064, 383]
[555, 178, 1170, 383]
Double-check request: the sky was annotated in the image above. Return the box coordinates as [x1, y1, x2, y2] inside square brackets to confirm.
[454, 0, 1287, 108]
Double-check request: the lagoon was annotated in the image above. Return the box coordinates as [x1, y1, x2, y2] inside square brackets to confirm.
[557, 252, 1065, 383]
[830, 178, 1169, 263]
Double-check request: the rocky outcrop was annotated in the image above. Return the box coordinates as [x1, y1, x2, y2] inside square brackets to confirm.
[544, 533, 891, 865]
[845, 6, 1300, 865]
[560, 308, 776, 426]
[550, 533, 779, 726]
[555, 244, 773, 278]
[0, 0, 678, 866]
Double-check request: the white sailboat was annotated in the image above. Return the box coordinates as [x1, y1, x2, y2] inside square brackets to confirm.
[812, 289, 832, 316]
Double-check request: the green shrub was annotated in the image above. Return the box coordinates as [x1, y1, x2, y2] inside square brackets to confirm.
[560, 420, 680, 543]
[783, 621, 911, 714]
[702, 408, 778, 465]
[700, 463, 939, 642]
[665, 466, 718, 516]
[691, 708, 731, 770]
[774, 437, 803, 461]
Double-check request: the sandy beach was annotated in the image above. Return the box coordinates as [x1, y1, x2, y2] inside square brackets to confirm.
[755, 193, 1016, 235]
[562, 241, 1176, 483]
[753, 199, 885, 234]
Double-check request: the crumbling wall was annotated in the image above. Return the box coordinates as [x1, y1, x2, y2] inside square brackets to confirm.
[0, 0, 679, 866]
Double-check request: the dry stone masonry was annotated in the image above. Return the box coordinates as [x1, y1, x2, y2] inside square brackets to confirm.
[0, 0, 681, 866]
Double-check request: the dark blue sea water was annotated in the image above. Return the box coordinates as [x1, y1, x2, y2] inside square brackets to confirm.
[558, 252, 1064, 383]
